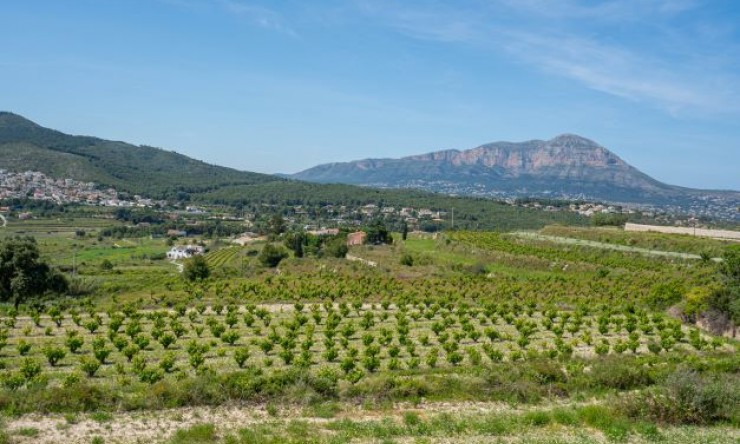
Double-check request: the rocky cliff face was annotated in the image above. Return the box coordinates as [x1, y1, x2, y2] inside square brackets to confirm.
[407, 135, 625, 173]
[290, 134, 726, 205]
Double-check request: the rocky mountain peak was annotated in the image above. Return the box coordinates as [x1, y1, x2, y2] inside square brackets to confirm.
[549, 133, 600, 147]
[289, 133, 682, 203]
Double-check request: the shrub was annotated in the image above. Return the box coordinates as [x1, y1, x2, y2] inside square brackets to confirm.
[183, 255, 210, 282]
[258, 244, 288, 268]
[529, 359, 567, 384]
[160, 352, 176, 373]
[589, 357, 654, 390]
[113, 335, 128, 352]
[646, 283, 684, 310]
[84, 319, 100, 334]
[159, 333, 177, 349]
[44, 346, 66, 367]
[234, 347, 250, 368]
[446, 351, 463, 366]
[168, 423, 217, 444]
[93, 347, 112, 364]
[16, 339, 32, 356]
[139, 367, 164, 384]
[400, 253, 414, 266]
[620, 369, 740, 425]
[20, 358, 42, 380]
[221, 330, 239, 346]
[189, 353, 205, 370]
[66, 332, 84, 353]
[123, 344, 140, 362]
[2, 372, 25, 390]
[647, 341, 662, 354]
[594, 340, 610, 356]
[324, 237, 348, 258]
[79, 356, 101, 377]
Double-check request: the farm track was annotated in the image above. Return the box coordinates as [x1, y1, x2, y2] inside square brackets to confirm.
[1, 398, 605, 444]
[512, 232, 720, 261]
[7, 398, 739, 444]
[346, 254, 377, 267]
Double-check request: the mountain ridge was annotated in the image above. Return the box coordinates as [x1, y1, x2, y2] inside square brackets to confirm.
[0, 111, 599, 230]
[0, 111, 279, 200]
[289, 134, 739, 209]
[1, 112, 737, 220]
[290, 133, 734, 193]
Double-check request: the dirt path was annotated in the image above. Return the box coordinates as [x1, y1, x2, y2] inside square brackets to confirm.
[512, 232, 720, 261]
[169, 259, 184, 273]
[3, 399, 592, 444]
[625, 223, 740, 241]
[7, 399, 738, 444]
[346, 254, 377, 267]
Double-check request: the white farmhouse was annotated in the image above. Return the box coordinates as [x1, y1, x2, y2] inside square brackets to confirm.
[166, 245, 205, 260]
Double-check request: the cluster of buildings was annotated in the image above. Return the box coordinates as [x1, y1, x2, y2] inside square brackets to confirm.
[0, 170, 166, 209]
[566, 203, 626, 217]
[294, 204, 448, 226]
[165, 245, 205, 260]
[0, 170, 113, 205]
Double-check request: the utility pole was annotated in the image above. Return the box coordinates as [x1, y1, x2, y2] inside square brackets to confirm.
[451, 207, 454, 229]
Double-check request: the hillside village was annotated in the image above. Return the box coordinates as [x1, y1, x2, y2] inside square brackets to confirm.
[0, 170, 732, 231]
[0, 170, 166, 208]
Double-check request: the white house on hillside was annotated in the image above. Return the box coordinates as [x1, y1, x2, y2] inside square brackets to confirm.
[166, 245, 205, 260]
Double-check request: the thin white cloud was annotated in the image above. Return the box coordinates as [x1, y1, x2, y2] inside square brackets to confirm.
[500, 31, 725, 113]
[354, 1, 481, 43]
[495, 0, 699, 21]
[218, 0, 298, 36]
[355, 0, 739, 115]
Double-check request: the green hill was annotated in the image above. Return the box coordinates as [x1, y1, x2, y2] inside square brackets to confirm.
[0, 112, 588, 229]
[0, 112, 278, 199]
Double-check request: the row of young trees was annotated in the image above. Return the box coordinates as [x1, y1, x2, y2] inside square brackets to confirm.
[0, 294, 725, 390]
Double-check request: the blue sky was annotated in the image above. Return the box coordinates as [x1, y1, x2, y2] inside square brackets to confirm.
[2, 0, 739, 189]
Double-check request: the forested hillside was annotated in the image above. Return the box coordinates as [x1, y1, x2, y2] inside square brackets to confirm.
[0, 112, 588, 230]
[0, 112, 278, 199]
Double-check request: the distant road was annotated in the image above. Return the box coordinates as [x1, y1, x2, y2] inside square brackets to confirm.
[170, 260, 184, 273]
[346, 254, 377, 267]
[512, 231, 719, 261]
[625, 223, 740, 241]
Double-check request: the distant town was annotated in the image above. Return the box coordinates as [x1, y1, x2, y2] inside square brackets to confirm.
[0, 170, 736, 229]
[365, 179, 739, 222]
[0, 170, 166, 208]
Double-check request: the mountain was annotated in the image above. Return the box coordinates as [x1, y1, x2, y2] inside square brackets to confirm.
[290, 134, 740, 211]
[0, 112, 592, 230]
[0, 112, 278, 199]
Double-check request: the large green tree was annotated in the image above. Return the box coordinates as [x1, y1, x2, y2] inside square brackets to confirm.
[710, 245, 740, 327]
[323, 237, 348, 258]
[365, 220, 393, 245]
[268, 214, 286, 236]
[284, 232, 306, 258]
[0, 236, 67, 308]
[183, 255, 211, 282]
[259, 244, 288, 268]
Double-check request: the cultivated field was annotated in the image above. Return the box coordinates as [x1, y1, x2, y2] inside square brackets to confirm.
[625, 222, 740, 241]
[0, 220, 736, 443]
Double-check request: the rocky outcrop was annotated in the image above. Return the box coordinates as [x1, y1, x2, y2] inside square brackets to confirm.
[290, 134, 740, 211]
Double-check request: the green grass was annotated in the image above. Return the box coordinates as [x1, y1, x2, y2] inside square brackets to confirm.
[157, 406, 740, 444]
[0, 220, 735, 444]
[14, 427, 39, 437]
[540, 225, 734, 257]
[168, 423, 217, 444]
